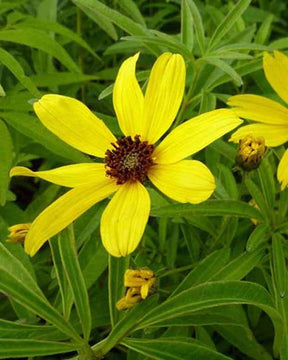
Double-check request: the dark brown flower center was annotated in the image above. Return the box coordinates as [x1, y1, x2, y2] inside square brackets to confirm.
[105, 135, 154, 184]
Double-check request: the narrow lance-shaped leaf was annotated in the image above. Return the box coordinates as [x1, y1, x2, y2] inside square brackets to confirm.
[151, 199, 265, 222]
[208, 0, 251, 51]
[0, 120, 13, 206]
[136, 281, 282, 354]
[185, 0, 205, 54]
[0, 49, 40, 97]
[122, 337, 233, 360]
[0, 339, 78, 359]
[272, 233, 287, 298]
[0, 29, 80, 73]
[58, 226, 92, 340]
[181, 0, 194, 51]
[108, 255, 130, 327]
[0, 244, 80, 342]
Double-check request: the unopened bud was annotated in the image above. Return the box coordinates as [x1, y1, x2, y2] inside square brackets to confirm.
[236, 135, 266, 171]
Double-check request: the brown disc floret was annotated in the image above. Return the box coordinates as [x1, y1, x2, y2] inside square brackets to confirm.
[105, 135, 154, 184]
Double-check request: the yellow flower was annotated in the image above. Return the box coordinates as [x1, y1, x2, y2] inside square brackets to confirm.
[116, 269, 156, 310]
[10, 53, 242, 257]
[6, 223, 31, 244]
[228, 51, 288, 189]
[124, 269, 156, 299]
[235, 135, 266, 171]
[116, 287, 142, 311]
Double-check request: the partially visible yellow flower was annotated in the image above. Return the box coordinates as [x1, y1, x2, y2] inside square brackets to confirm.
[235, 135, 266, 171]
[10, 53, 242, 257]
[124, 269, 156, 299]
[116, 287, 142, 310]
[6, 223, 31, 244]
[116, 269, 156, 310]
[228, 51, 288, 189]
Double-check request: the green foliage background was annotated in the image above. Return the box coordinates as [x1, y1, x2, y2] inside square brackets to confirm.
[1, 0, 288, 359]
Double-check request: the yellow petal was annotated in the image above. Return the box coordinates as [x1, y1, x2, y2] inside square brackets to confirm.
[101, 181, 150, 257]
[10, 163, 107, 187]
[230, 124, 288, 147]
[154, 109, 242, 164]
[142, 53, 186, 143]
[264, 51, 288, 105]
[228, 94, 288, 125]
[25, 180, 118, 256]
[148, 160, 215, 203]
[277, 150, 288, 190]
[34, 95, 116, 157]
[113, 53, 144, 137]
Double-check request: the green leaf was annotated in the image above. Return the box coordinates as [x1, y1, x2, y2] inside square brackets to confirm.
[246, 224, 270, 252]
[185, 0, 205, 54]
[1, 112, 90, 164]
[50, 237, 73, 320]
[181, 0, 194, 51]
[137, 281, 282, 353]
[118, 0, 146, 26]
[0, 244, 80, 342]
[122, 337, 233, 360]
[0, 319, 66, 340]
[151, 200, 265, 222]
[0, 120, 13, 206]
[212, 248, 265, 281]
[17, 16, 101, 61]
[76, 3, 118, 40]
[58, 226, 92, 340]
[108, 255, 130, 327]
[203, 57, 243, 86]
[0, 49, 40, 97]
[208, 0, 251, 50]
[255, 14, 274, 45]
[0, 339, 78, 358]
[0, 29, 80, 73]
[272, 233, 287, 298]
[172, 249, 230, 296]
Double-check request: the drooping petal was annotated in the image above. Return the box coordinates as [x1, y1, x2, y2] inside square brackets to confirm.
[142, 53, 186, 144]
[34, 95, 116, 157]
[148, 160, 215, 204]
[101, 181, 150, 257]
[10, 163, 107, 188]
[154, 109, 242, 164]
[25, 180, 118, 256]
[230, 123, 288, 147]
[263, 51, 288, 105]
[228, 94, 288, 125]
[277, 150, 288, 190]
[113, 53, 144, 137]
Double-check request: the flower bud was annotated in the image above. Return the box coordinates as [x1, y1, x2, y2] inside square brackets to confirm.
[236, 135, 266, 171]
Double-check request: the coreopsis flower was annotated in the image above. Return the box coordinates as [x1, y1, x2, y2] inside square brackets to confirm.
[6, 223, 31, 244]
[10, 53, 241, 257]
[235, 135, 266, 171]
[228, 51, 288, 189]
[116, 269, 156, 310]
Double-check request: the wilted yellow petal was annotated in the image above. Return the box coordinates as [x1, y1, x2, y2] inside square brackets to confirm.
[148, 160, 215, 203]
[142, 53, 185, 143]
[10, 163, 107, 187]
[277, 150, 288, 190]
[25, 180, 118, 256]
[154, 109, 242, 164]
[263, 51, 288, 105]
[34, 95, 116, 158]
[228, 94, 288, 125]
[101, 181, 150, 257]
[113, 53, 144, 137]
[230, 124, 288, 147]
